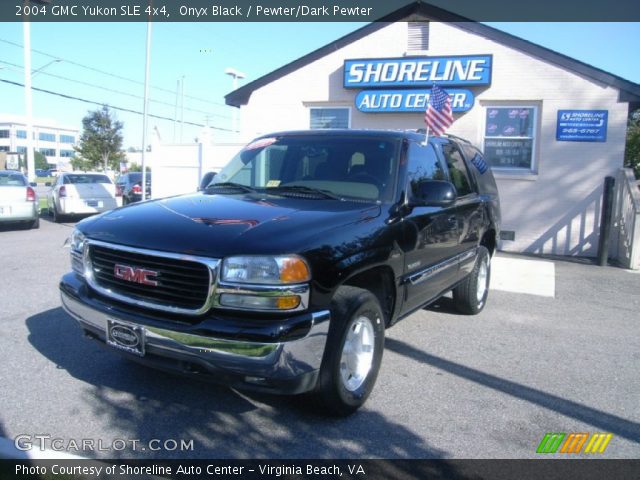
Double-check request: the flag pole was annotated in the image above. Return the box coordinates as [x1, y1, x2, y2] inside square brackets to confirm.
[424, 126, 430, 145]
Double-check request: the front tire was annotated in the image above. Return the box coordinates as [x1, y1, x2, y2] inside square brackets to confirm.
[313, 286, 385, 416]
[452, 246, 491, 315]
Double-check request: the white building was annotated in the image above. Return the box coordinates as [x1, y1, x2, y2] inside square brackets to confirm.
[225, 4, 640, 258]
[0, 114, 79, 170]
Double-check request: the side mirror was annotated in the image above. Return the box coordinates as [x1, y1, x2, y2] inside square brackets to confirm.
[411, 180, 457, 207]
[45, 182, 52, 187]
[198, 171, 217, 191]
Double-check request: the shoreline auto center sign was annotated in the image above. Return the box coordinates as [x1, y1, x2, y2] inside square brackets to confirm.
[344, 55, 492, 113]
[556, 110, 608, 142]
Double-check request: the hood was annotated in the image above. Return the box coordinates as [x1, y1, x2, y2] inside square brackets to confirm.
[79, 192, 381, 258]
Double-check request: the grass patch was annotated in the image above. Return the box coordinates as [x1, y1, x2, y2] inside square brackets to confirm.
[38, 197, 48, 213]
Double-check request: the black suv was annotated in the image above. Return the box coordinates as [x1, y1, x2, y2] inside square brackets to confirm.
[115, 172, 151, 204]
[60, 130, 500, 415]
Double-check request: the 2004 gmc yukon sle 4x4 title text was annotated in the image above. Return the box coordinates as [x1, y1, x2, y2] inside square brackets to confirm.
[60, 129, 501, 415]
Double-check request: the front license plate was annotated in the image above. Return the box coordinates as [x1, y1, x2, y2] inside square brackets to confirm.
[106, 320, 145, 356]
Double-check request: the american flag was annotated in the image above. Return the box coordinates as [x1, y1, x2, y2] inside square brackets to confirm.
[425, 84, 454, 136]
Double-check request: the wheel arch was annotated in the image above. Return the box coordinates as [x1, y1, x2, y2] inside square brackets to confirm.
[340, 265, 397, 328]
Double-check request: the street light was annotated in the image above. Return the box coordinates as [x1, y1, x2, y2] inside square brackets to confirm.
[225, 68, 245, 135]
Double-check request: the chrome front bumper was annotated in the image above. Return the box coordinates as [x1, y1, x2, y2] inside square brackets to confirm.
[60, 279, 330, 394]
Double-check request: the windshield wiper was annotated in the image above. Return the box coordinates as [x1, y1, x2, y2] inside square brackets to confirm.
[205, 182, 257, 193]
[266, 185, 342, 200]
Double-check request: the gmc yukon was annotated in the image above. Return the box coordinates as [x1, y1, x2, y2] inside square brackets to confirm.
[60, 129, 500, 415]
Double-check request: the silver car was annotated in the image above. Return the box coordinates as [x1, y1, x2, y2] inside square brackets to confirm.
[0, 170, 39, 229]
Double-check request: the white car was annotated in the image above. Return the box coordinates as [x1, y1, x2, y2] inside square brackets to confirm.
[47, 172, 119, 223]
[0, 170, 39, 229]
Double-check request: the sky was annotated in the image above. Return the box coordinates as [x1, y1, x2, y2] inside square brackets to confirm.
[0, 21, 638, 149]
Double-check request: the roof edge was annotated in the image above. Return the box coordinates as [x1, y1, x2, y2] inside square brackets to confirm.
[225, 2, 640, 107]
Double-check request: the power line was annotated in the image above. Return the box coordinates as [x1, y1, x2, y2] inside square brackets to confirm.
[0, 37, 229, 108]
[0, 59, 233, 121]
[0, 77, 235, 133]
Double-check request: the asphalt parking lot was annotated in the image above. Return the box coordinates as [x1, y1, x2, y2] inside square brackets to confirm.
[0, 215, 639, 459]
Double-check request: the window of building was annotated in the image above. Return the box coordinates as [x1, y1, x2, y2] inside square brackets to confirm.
[0, 130, 9, 139]
[16, 130, 27, 139]
[408, 22, 429, 51]
[310, 108, 350, 129]
[59, 149, 75, 158]
[16, 146, 27, 154]
[38, 132, 56, 142]
[39, 148, 56, 157]
[483, 106, 537, 171]
[441, 143, 474, 196]
[60, 134, 75, 144]
[0, 146, 9, 152]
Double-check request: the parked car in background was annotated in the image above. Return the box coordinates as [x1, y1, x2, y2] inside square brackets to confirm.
[35, 169, 49, 178]
[0, 170, 39, 229]
[115, 172, 152, 204]
[47, 172, 118, 222]
[46, 169, 59, 177]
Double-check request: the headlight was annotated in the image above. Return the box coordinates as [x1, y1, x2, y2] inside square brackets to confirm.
[218, 255, 311, 311]
[69, 229, 86, 254]
[68, 229, 86, 276]
[221, 255, 310, 284]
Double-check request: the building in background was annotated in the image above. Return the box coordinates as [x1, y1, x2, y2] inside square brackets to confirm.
[224, 2, 640, 258]
[0, 114, 79, 171]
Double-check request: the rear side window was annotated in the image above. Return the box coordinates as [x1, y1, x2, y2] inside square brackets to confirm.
[405, 142, 446, 199]
[65, 174, 112, 184]
[0, 173, 26, 186]
[441, 143, 474, 196]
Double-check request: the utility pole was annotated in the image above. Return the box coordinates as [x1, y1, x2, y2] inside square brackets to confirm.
[22, 0, 51, 183]
[225, 68, 245, 137]
[141, 16, 152, 201]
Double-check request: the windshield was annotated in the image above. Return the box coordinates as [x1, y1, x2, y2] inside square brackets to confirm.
[212, 135, 401, 202]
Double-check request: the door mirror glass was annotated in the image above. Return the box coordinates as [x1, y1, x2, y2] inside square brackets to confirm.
[412, 180, 457, 207]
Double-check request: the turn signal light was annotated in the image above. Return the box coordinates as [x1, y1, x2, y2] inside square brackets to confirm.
[279, 257, 310, 283]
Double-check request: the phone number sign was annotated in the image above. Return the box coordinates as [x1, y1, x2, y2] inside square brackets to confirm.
[556, 110, 608, 142]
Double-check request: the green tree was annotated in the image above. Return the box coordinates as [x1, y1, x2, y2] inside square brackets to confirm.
[34, 151, 49, 170]
[625, 109, 640, 179]
[74, 106, 125, 171]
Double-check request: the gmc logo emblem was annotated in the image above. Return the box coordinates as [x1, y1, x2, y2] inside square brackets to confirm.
[113, 264, 159, 286]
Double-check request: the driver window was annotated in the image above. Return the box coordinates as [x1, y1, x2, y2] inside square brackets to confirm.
[406, 142, 445, 199]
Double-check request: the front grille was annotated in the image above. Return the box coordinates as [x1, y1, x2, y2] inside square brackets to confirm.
[88, 243, 212, 312]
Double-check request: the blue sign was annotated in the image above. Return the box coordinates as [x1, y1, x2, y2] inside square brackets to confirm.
[556, 110, 608, 142]
[344, 55, 492, 88]
[355, 89, 474, 113]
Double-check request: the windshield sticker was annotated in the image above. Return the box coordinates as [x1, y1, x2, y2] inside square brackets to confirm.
[266, 180, 281, 187]
[244, 137, 277, 151]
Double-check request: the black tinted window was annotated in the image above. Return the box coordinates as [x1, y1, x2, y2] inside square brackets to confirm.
[406, 142, 445, 199]
[442, 143, 474, 196]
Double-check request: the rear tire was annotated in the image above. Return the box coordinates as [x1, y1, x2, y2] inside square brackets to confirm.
[52, 204, 64, 223]
[313, 286, 385, 416]
[30, 216, 40, 229]
[452, 246, 491, 315]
